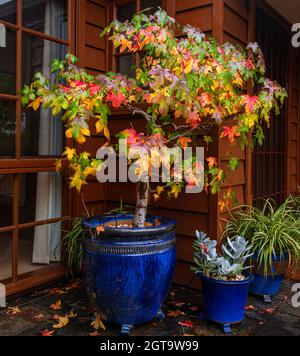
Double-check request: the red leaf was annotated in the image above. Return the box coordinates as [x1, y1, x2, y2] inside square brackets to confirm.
[41, 329, 55, 337]
[178, 320, 194, 329]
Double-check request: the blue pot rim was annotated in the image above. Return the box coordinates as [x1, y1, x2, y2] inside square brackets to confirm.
[82, 214, 176, 238]
[198, 273, 254, 285]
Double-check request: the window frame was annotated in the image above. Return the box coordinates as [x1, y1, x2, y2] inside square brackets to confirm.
[0, 0, 74, 289]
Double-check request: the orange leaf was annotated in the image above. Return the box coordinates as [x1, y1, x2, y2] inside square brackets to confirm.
[50, 300, 62, 311]
[91, 313, 106, 331]
[41, 329, 55, 337]
[89, 331, 100, 337]
[207, 157, 217, 169]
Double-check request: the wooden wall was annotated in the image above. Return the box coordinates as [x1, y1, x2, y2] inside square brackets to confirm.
[74, 0, 109, 217]
[287, 46, 300, 195]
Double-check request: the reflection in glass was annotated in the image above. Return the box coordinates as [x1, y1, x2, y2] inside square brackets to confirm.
[23, 0, 67, 40]
[116, 54, 136, 78]
[117, 2, 136, 22]
[141, 0, 162, 13]
[0, 174, 13, 227]
[19, 223, 62, 272]
[19, 172, 62, 224]
[0, 0, 17, 24]
[0, 231, 12, 281]
[22, 34, 66, 156]
[0, 100, 15, 157]
[0, 28, 16, 95]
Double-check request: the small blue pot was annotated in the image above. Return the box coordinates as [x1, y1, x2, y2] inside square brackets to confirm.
[81, 214, 176, 334]
[250, 253, 288, 299]
[199, 274, 253, 332]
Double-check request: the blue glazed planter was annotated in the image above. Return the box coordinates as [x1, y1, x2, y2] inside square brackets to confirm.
[250, 253, 288, 301]
[199, 274, 253, 333]
[81, 214, 176, 334]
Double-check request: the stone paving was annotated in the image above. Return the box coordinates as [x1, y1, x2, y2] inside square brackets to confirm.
[0, 279, 299, 336]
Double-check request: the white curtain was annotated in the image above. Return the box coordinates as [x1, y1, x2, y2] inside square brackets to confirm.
[32, 0, 65, 264]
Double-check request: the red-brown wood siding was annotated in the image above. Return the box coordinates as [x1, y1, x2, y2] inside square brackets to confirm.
[74, 0, 109, 217]
[287, 47, 300, 194]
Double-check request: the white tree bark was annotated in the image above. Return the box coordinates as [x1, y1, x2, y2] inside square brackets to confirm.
[133, 181, 149, 227]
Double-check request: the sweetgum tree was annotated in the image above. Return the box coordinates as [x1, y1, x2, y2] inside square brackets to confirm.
[22, 9, 287, 228]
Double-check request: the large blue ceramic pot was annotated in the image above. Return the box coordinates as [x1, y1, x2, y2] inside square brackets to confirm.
[81, 214, 176, 334]
[199, 274, 254, 333]
[249, 253, 288, 302]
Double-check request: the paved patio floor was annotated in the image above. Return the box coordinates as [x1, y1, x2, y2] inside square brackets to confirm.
[0, 279, 299, 336]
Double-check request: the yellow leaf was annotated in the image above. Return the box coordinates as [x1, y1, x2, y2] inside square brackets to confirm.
[95, 120, 103, 134]
[67, 310, 78, 318]
[184, 59, 193, 74]
[81, 128, 90, 137]
[50, 300, 62, 311]
[171, 184, 182, 199]
[7, 306, 21, 315]
[55, 159, 62, 172]
[83, 166, 96, 177]
[53, 315, 69, 329]
[91, 313, 106, 331]
[156, 186, 164, 195]
[103, 126, 110, 141]
[63, 147, 77, 161]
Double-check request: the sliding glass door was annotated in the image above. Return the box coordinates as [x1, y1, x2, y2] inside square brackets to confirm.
[0, 0, 72, 292]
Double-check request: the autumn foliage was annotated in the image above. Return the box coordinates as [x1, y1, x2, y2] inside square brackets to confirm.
[22, 9, 287, 220]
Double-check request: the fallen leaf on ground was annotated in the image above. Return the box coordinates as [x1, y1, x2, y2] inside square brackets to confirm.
[7, 306, 21, 315]
[178, 320, 194, 329]
[245, 305, 255, 310]
[91, 313, 106, 331]
[53, 315, 69, 329]
[50, 300, 62, 310]
[265, 308, 276, 314]
[34, 314, 45, 320]
[67, 310, 77, 318]
[89, 331, 100, 337]
[167, 310, 185, 318]
[41, 329, 55, 337]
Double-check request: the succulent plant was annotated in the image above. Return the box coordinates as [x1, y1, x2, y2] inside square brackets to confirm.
[192, 231, 253, 280]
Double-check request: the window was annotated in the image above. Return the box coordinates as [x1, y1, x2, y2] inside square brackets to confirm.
[113, 0, 163, 76]
[252, 7, 289, 208]
[0, 0, 71, 289]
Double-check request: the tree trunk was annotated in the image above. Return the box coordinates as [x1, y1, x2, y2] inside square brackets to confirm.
[133, 181, 149, 227]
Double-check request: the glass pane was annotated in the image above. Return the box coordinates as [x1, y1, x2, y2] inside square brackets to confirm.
[141, 0, 162, 13]
[18, 223, 61, 276]
[116, 54, 136, 77]
[0, 28, 16, 95]
[23, 0, 68, 40]
[19, 172, 62, 224]
[0, 100, 16, 157]
[0, 0, 17, 24]
[22, 34, 66, 156]
[117, 2, 136, 21]
[0, 231, 12, 281]
[0, 174, 13, 227]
